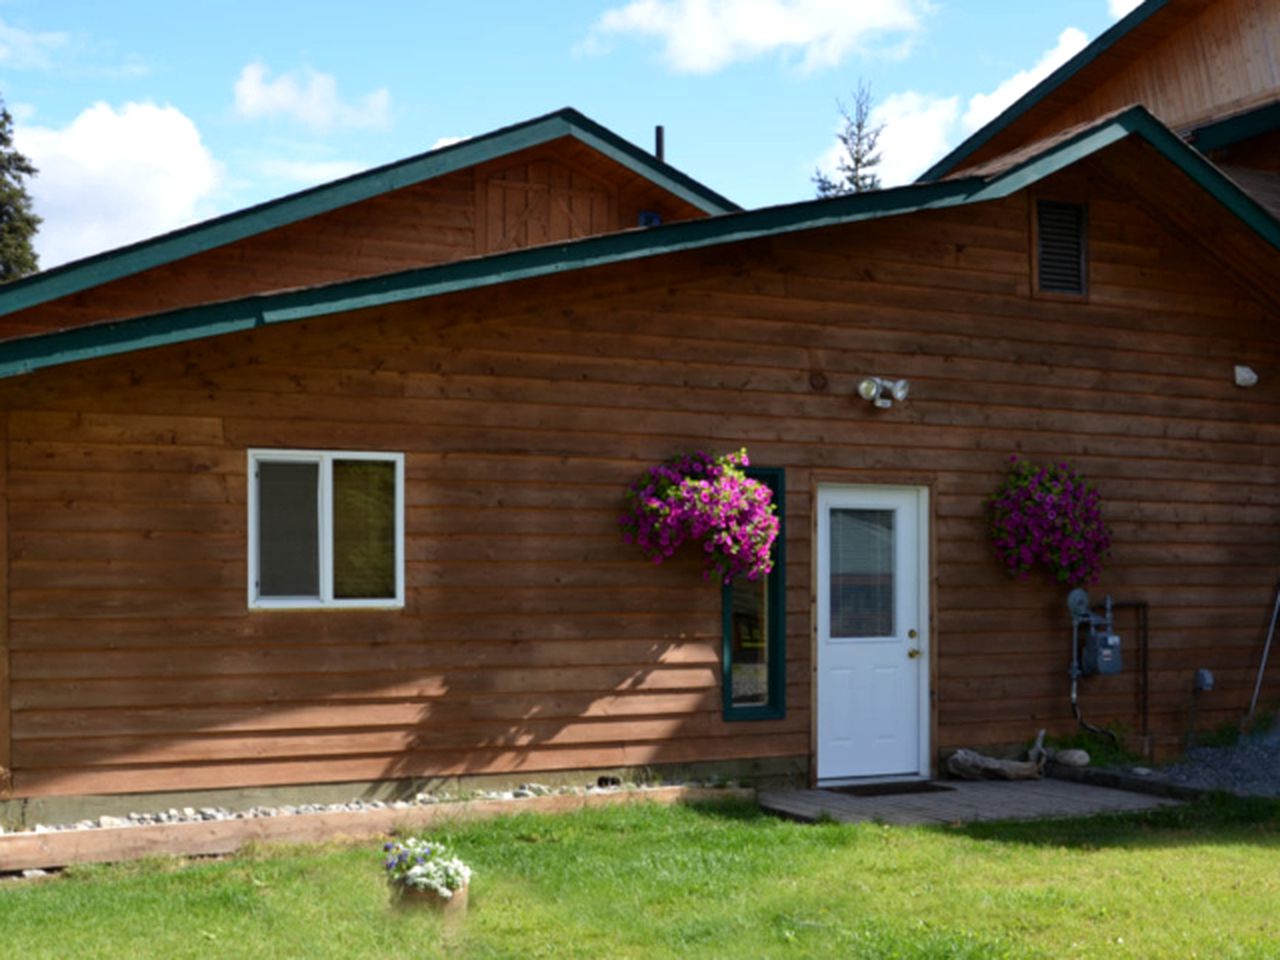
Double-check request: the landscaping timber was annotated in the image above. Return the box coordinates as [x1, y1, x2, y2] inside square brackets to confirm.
[0, 785, 751, 873]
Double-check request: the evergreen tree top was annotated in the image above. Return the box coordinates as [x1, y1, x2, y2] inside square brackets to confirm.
[0, 98, 40, 283]
[813, 82, 884, 199]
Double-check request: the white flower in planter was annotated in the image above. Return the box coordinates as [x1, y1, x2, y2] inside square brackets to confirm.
[383, 838, 472, 899]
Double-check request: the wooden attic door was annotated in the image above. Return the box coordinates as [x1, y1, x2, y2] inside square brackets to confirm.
[477, 158, 618, 254]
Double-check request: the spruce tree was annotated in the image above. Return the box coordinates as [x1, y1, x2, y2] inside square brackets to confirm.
[813, 82, 884, 197]
[0, 99, 40, 281]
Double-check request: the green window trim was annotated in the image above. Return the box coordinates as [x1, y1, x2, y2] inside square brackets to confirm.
[721, 466, 786, 721]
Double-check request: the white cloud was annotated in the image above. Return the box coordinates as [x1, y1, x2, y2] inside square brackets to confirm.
[233, 62, 391, 132]
[961, 27, 1088, 133]
[1108, 0, 1143, 18]
[431, 135, 469, 150]
[812, 25, 1094, 187]
[873, 92, 961, 186]
[17, 102, 222, 268]
[257, 157, 367, 185]
[586, 0, 926, 73]
[0, 17, 68, 70]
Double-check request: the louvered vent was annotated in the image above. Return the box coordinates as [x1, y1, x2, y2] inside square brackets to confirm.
[1037, 200, 1086, 295]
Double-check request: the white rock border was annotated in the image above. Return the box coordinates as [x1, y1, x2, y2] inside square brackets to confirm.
[0, 782, 753, 874]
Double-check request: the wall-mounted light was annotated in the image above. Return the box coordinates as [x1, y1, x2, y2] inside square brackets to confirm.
[1235, 365, 1258, 388]
[857, 376, 910, 409]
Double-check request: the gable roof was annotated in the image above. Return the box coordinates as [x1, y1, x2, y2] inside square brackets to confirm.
[919, 0, 1199, 181]
[0, 106, 1275, 383]
[0, 108, 739, 322]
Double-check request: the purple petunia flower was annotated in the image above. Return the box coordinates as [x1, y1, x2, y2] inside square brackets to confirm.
[987, 456, 1109, 587]
[620, 448, 779, 582]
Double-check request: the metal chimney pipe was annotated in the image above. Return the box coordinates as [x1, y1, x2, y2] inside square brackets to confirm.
[655, 125, 665, 162]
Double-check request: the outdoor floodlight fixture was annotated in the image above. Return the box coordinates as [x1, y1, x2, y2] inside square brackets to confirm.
[857, 376, 910, 409]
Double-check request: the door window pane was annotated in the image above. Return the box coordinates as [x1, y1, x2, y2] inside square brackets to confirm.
[729, 575, 769, 708]
[333, 459, 397, 599]
[830, 508, 894, 637]
[258, 461, 320, 597]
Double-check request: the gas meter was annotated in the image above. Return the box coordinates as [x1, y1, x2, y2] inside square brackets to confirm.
[1068, 588, 1122, 676]
[1066, 588, 1125, 742]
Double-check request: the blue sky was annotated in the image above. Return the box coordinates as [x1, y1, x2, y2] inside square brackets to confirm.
[1, 1, 1140, 268]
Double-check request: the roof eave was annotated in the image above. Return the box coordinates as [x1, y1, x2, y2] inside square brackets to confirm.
[917, 0, 1169, 182]
[0, 178, 983, 380]
[2, 107, 1276, 383]
[0, 108, 739, 321]
[1187, 100, 1280, 152]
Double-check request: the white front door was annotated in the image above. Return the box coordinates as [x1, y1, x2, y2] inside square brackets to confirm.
[816, 485, 930, 783]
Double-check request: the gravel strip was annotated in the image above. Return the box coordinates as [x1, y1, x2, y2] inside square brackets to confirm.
[1153, 728, 1280, 797]
[1091, 728, 1280, 798]
[0, 777, 738, 841]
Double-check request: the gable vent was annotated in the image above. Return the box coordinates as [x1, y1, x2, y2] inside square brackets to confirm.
[1036, 200, 1087, 295]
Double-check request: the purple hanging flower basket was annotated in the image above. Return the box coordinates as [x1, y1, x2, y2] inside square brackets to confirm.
[620, 448, 779, 584]
[988, 455, 1111, 586]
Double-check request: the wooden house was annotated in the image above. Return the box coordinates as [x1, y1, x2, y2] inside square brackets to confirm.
[0, 0, 1278, 821]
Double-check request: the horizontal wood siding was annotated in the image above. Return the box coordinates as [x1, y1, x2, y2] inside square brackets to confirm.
[3, 161, 1279, 798]
[0, 172, 477, 342]
[0, 412, 8, 798]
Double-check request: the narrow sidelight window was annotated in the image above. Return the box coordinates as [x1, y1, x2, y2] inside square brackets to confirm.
[722, 467, 785, 721]
[249, 450, 404, 609]
[1036, 200, 1088, 296]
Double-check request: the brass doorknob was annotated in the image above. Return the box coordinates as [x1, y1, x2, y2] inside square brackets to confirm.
[908, 648, 921, 659]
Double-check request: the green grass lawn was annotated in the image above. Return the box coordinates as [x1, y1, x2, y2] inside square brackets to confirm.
[3, 795, 1280, 959]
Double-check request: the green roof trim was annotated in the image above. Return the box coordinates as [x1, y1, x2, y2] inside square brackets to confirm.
[1, 106, 1275, 382]
[1188, 101, 1280, 153]
[542, 110, 739, 215]
[918, 0, 1168, 182]
[1112, 109, 1280, 249]
[0, 176, 977, 379]
[0, 108, 739, 322]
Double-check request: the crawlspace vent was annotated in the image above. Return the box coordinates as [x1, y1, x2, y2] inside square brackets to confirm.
[1037, 200, 1087, 295]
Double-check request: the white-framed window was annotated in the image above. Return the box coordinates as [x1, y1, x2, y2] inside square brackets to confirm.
[247, 449, 405, 609]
